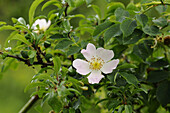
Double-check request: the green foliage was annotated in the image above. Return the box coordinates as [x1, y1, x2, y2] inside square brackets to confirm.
[53, 56, 61, 74]
[104, 23, 122, 43]
[120, 72, 138, 86]
[0, 0, 170, 113]
[142, 25, 160, 36]
[136, 14, 148, 27]
[156, 80, 170, 106]
[29, 0, 44, 24]
[93, 21, 114, 38]
[120, 18, 137, 37]
[107, 2, 125, 15]
[48, 92, 62, 113]
[115, 7, 129, 22]
[55, 39, 73, 49]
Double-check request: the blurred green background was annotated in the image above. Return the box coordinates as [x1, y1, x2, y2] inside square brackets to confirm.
[0, 0, 169, 113]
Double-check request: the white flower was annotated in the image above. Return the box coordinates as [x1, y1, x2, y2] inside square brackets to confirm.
[32, 19, 51, 33]
[73, 43, 119, 84]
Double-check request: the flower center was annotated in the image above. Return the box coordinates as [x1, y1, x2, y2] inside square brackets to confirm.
[89, 57, 104, 70]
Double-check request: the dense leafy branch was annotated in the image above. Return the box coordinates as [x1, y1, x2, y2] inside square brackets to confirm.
[0, 0, 170, 113]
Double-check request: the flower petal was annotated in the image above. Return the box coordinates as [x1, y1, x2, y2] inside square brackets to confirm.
[39, 19, 46, 30]
[73, 59, 91, 75]
[81, 43, 96, 61]
[101, 59, 119, 74]
[96, 48, 114, 62]
[46, 20, 51, 29]
[87, 70, 104, 84]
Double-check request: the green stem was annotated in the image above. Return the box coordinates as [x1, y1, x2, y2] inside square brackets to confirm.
[19, 95, 39, 113]
[142, 2, 170, 14]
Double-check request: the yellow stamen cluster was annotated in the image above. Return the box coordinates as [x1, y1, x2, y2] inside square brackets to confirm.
[89, 57, 104, 70]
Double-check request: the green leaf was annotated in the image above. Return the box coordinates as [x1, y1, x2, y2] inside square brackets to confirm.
[61, 67, 68, 77]
[48, 93, 62, 113]
[0, 21, 7, 25]
[63, 19, 71, 32]
[150, 59, 169, 68]
[148, 98, 160, 113]
[117, 63, 137, 69]
[112, 45, 127, 59]
[21, 51, 29, 59]
[73, 99, 81, 110]
[55, 39, 73, 49]
[41, 0, 60, 11]
[32, 73, 54, 82]
[156, 80, 170, 106]
[155, 5, 167, 14]
[45, 54, 53, 62]
[85, 0, 93, 5]
[93, 21, 114, 38]
[53, 56, 61, 74]
[29, 0, 44, 24]
[123, 29, 143, 44]
[50, 33, 66, 39]
[142, 25, 160, 36]
[66, 0, 75, 7]
[107, 2, 125, 14]
[11, 17, 18, 24]
[24, 82, 48, 93]
[11, 34, 32, 46]
[0, 25, 16, 32]
[120, 72, 138, 86]
[147, 70, 170, 83]
[126, 2, 138, 11]
[120, 18, 137, 37]
[104, 23, 122, 43]
[67, 46, 81, 56]
[74, 0, 85, 7]
[133, 40, 153, 60]
[4, 31, 18, 47]
[107, 99, 121, 111]
[153, 17, 167, 27]
[96, 98, 109, 105]
[67, 88, 81, 95]
[67, 14, 85, 20]
[88, 5, 101, 19]
[136, 14, 148, 27]
[125, 105, 132, 113]
[115, 7, 129, 22]
[28, 50, 36, 58]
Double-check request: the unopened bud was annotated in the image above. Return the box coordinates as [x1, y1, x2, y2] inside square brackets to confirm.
[80, 86, 88, 90]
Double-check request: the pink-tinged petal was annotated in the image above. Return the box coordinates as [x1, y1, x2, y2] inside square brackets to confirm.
[87, 70, 104, 84]
[101, 59, 119, 74]
[81, 43, 96, 61]
[73, 59, 91, 75]
[96, 48, 114, 62]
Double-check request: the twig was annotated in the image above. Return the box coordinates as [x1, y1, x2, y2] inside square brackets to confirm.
[33, 61, 53, 66]
[0, 51, 31, 66]
[64, 2, 69, 17]
[0, 52, 53, 66]
[19, 95, 39, 113]
[142, 2, 170, 14]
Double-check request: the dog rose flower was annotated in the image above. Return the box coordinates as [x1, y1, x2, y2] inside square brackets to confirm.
[73, 43, 119, 84]
[32, 19, 51, 33]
